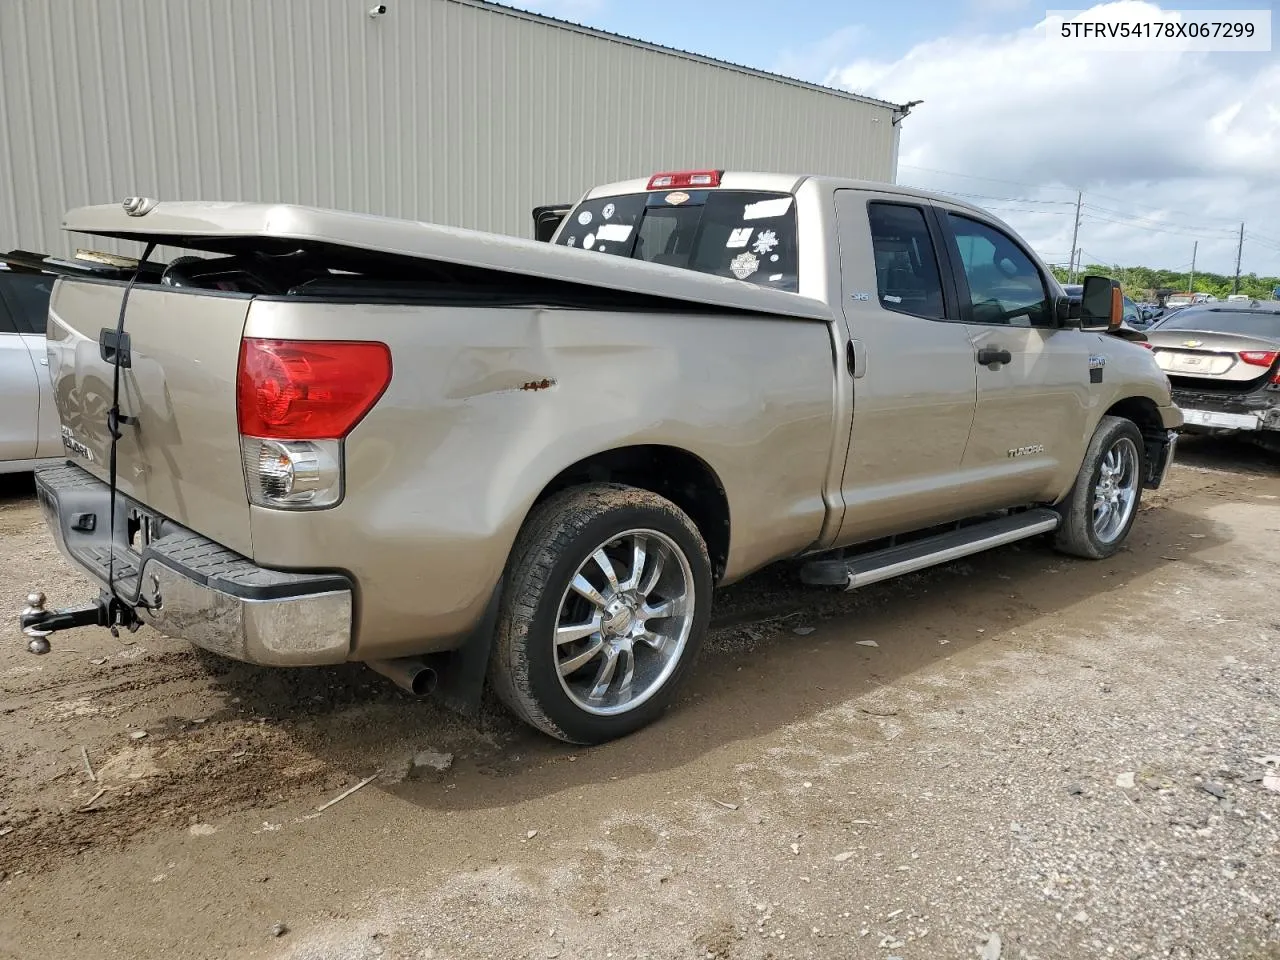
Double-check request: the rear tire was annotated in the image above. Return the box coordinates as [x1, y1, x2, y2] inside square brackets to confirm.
[1053, 416, 1146, 559]
[490, 483, 712, 744]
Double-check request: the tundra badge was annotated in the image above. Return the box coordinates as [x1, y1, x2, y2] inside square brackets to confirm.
[60, 425, 94, 461]
[1008, 444, 1045, 459]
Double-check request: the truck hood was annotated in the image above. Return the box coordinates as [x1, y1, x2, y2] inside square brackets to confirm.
[63, 201, 834, 323]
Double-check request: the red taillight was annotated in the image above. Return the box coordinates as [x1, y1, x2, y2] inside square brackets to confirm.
[1239, 350, 1278, 367]
[1138, 341, 1153, 349]
[237, 338, 392, 440]
[646, 170, 722, 190]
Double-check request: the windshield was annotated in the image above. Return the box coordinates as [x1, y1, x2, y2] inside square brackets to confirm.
[554, 189, 799, 292]
[1153, 309, 1280, 340]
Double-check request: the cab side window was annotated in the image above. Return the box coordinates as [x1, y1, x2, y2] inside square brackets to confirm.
[867, 203, 945, 321]
[947, 214, 1051, 327]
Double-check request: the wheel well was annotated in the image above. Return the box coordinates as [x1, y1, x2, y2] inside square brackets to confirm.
[1105, 396, 1163, 437]
[533, 445, 731, 581]
[1105, 396, 1168, 481]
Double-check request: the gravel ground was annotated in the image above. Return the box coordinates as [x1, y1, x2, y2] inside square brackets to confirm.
[1, 437, 1278, 960]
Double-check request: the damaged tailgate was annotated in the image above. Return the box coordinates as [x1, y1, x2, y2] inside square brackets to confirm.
[47, 278, 254, 555]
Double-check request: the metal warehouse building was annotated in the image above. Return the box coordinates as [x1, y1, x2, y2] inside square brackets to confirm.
[0, 0, 908, 258]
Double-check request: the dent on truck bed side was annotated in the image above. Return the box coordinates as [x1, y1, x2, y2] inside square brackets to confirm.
[243, 298, 838, 661]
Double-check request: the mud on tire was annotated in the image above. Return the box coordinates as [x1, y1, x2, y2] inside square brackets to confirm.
[489, 483, 713, 745]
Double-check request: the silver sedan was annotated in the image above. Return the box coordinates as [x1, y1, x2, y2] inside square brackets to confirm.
[0, 265, 61, 473]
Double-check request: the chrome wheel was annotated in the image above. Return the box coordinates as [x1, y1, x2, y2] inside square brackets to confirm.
[1092, 436, 1140, 543]
[554, 528, 696, 717]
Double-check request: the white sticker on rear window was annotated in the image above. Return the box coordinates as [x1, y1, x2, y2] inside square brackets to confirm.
[742, 197, 793, 220]
[596, 223, 632, 242]
[884, 294, 902, 303]
[752, 229, 778, 255]
[583, 233, 596, 250]
[730, 252, 760, 280]
[726, 227, 753, 248]
[577, 210, 593, 226]
[769, 274, 783, 281]
[602, 203, 615, 220]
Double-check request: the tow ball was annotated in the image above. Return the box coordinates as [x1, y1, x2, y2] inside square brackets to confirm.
[20, 591, 142, 654]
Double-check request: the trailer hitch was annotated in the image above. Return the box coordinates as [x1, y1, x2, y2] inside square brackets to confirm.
[20, 591, 142, 654]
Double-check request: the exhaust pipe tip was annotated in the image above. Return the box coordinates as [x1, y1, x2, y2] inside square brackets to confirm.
[367, 657, 437, 697]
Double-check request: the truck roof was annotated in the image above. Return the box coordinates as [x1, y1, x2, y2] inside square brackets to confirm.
[60, 200, 833, 323]
[582, 171, 990, 218]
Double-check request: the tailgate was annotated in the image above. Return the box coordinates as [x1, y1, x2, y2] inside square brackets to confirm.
[48, 279, 253, 555]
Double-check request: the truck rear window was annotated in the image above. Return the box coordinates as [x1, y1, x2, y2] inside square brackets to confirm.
[554, 190, 799, 292]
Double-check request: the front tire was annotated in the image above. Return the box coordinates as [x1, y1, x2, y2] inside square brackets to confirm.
[490, 483, 712, 744]
[1053, 415, 1146, 559]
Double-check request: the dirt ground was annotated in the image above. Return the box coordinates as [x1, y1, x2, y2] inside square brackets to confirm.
[2, 439, 1279, 960]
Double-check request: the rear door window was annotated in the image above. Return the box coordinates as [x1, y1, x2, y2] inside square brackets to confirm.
[866, 202, 946, 320]
[555, 190, 799, 292]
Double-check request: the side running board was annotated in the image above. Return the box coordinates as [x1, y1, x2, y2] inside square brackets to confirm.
[799, 509, 1061, 591]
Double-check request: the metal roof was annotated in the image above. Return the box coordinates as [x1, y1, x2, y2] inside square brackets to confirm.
[472, 0, 906, 114]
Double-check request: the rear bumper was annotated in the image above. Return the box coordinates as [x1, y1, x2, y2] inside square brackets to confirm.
[1170, 385, 1280, 434]
[35, 463, 353, 666]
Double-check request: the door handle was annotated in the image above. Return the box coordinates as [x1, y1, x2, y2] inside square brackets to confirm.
[40, 358, 48, 366]
[977, 347, 1012, 367]
[99, 328, 132, 368]
[846, 339, 866, 379]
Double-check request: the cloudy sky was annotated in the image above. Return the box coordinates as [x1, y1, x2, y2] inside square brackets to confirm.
[504, 0, 1280, 278]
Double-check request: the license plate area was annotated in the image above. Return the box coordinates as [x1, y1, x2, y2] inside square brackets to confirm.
[1155, 351, 1234, 375]
[1180, 408, 1258, 430]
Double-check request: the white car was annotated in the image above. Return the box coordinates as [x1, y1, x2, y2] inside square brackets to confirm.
[0, 264, 61, 473]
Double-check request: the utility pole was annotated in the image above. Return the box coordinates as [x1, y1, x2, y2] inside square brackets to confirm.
[1232, 222, 1244, 294]
[1189, 241, 1197, 293]
[1068, 191, 1083, 283]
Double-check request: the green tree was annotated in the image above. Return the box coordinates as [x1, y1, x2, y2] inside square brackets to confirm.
[1047, 262, 1279, 301]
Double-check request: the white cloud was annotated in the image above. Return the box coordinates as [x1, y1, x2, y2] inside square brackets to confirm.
[826, 0, 1280, 276]
[773, 25, 864, 84]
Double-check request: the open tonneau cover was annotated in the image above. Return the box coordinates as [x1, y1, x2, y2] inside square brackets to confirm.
[61, 201, 833, 322]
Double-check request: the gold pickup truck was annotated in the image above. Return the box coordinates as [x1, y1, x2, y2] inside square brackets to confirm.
[16, 171, 1180, 744]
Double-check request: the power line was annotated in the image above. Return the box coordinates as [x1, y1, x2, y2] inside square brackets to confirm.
[900, 162, 1263, 231]
[898, 164, 1078, 194]
[1247, 232, 1280, 252]
[1079, 211, 1230, 241]
[927, 188, 1075, 207]
[900, 164, 1280, 274]
[1080, 202, 1239, 236]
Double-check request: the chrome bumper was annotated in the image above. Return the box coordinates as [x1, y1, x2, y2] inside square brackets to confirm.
[35, 463, 353, 666]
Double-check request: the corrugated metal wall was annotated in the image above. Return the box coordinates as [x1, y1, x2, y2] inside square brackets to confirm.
[0, 0, 899, 258]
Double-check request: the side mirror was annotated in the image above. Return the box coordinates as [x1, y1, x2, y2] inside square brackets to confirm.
[1055, 294, 1081, 325]
[1079, 275, 1123, 331]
